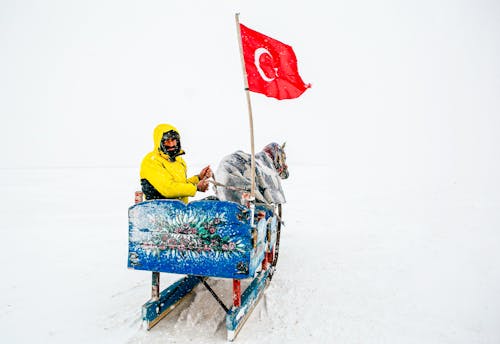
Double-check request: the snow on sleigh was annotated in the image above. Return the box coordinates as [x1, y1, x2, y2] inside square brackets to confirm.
[128, 144, 287, 341]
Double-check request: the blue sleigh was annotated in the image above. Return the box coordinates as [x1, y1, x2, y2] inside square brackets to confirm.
[128, 198, 282, 341]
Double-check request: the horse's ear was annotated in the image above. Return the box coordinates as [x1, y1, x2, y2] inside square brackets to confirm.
[281, 142, 286, 150]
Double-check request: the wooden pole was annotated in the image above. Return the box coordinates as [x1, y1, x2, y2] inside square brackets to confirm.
[233, 279, 242, 307]
[151, 271, 160, 301]
[235, 13, 256, 200]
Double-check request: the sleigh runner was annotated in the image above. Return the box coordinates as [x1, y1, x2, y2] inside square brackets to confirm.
[128, 197, 282, 340]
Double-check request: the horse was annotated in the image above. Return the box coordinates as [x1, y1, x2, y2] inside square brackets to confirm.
[214, 142, 289, 205]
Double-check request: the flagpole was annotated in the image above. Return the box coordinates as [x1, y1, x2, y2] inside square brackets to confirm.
[235, 13, 256, 201]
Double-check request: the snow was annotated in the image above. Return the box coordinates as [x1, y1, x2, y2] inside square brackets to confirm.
[2, 0, 500, 343]
[1, 165, 500, 343]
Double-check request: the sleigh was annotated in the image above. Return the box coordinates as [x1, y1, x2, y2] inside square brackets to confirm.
[127, 197, 282, 341]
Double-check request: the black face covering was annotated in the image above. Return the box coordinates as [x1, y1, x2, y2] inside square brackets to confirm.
[160, 130, 181, 161]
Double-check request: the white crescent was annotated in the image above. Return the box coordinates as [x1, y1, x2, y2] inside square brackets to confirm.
[254, 48, 276, 82]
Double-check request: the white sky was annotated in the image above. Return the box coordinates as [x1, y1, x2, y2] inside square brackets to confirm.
[1, 0, 500, 194]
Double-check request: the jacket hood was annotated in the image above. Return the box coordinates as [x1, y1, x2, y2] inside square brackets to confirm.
[153, 123, 185, 157]
[153, 124, 179, 148]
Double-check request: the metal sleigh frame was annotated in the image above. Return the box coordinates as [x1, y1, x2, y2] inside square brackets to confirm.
[128, 196, 282, 341]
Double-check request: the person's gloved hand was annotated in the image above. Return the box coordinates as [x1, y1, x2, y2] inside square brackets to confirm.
[197, 178, 210, 192]
[198, 165, 213, 180]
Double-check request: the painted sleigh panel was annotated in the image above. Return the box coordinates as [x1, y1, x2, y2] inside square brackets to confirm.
[128, 200, 267, 279]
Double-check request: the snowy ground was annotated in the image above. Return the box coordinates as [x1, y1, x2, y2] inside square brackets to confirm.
[1, 164, 499, 343]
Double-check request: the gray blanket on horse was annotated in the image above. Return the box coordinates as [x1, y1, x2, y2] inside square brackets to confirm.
[215, 150, 286, 205]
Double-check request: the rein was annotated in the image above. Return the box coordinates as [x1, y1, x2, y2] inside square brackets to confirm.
[208, 179, 249, 193]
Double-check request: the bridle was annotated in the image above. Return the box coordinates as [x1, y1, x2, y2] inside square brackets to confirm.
[269, 143, 288, 179]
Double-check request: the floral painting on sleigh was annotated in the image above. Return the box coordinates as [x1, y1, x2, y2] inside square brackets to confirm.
[127, 199, 262, 279]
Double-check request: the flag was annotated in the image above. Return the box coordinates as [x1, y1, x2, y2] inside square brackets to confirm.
[239, 23, 311, 100]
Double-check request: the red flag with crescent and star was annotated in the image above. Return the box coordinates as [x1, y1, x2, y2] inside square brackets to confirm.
[239, 23, 311, 100]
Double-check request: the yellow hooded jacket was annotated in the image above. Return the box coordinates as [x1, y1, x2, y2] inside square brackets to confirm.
[140, 124, 199, 203]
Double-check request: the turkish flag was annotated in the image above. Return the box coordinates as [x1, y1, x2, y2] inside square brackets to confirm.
[240, 24, 311, 100]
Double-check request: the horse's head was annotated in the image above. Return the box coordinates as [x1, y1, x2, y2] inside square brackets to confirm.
[263, 142, 289, 179]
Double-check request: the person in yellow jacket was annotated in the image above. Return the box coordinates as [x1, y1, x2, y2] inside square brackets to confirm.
[140, 123, 212, 203]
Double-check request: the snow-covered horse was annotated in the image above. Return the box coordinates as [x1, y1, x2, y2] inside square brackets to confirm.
[215, 142, 289, 205]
